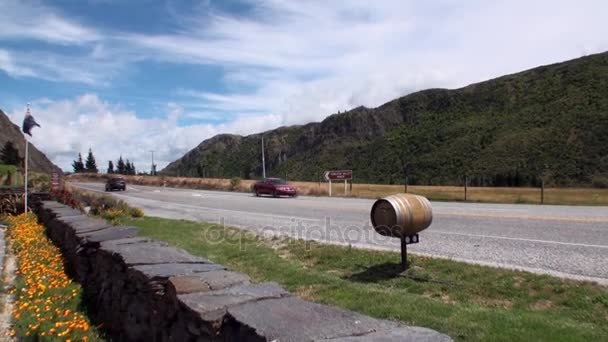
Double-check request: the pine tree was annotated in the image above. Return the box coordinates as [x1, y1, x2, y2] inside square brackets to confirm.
[117, 156, 126, 174]
[85, 148, 98, 173]
[107, 160, 114, 174]
[0, 141, 22, 166]
[72, 153, 85, 173]
[125, 159, 132, 175]
[130, 162, 136, 175]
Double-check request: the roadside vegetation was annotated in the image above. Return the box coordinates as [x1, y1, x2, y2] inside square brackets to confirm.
[67, 173, 608, 205]
[5, 214, 103, 341]
[125, 216, 608, 341]
[55, 186, 144, 224]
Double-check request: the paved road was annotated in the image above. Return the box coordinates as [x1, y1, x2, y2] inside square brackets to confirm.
[72, 182, 608, 284]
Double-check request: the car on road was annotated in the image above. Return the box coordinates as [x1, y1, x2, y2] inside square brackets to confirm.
[252, 178, 297, 197]
[105, 176, 126, 191]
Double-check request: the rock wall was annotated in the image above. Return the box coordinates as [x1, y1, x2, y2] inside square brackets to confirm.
[33, 201, 451, 341]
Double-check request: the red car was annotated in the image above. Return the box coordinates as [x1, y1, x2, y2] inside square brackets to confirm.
[252, 178, 297, 197]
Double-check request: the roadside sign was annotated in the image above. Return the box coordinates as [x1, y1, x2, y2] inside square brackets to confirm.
[51, 172, 61, 191]
[323, 170, 353, 181]
[324, 170, 353, 197]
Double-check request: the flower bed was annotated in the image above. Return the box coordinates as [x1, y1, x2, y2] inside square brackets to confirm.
[6, 214, 102, 341]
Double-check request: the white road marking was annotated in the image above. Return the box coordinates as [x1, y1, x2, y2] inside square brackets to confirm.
[429, 230, 608, 249]
[192, 193, 202, 197]
[437, 211, 608, 223]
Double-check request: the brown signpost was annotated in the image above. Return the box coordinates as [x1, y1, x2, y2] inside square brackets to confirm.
[51, 172, 61, 191]
[323, 170, 353, 181]
[324, 170, 352, 196]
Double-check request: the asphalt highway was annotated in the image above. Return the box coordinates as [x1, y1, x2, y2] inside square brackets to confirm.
[72, 182, 608, 284]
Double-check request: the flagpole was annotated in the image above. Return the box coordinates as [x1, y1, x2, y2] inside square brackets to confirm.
[23, 102, 32, 214]
[24, 135, 28, 213]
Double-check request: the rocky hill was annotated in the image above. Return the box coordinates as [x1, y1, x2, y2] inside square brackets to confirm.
[163, 52, 608, 187]
[0, 109, 62, 174]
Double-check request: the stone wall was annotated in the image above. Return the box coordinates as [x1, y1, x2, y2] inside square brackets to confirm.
[33, 200, 450, 341]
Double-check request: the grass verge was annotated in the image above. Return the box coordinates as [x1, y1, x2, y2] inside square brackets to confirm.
[6, 214, 103, 341]
[126, 216, 608, 342]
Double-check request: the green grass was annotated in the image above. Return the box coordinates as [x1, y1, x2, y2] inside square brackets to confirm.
[126, 216, 608, 341]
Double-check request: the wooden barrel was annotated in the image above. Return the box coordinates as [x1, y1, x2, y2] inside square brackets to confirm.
[370, 193, 433, 237]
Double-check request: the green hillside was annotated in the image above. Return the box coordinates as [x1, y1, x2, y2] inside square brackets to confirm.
[162, 52, 608, 187]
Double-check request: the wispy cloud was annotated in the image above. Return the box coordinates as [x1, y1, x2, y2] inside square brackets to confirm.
[0, 0, 100, 45]
[125, 0, 608, 124]
[2, 0, 608, 171]
[0, 50, 38, 78]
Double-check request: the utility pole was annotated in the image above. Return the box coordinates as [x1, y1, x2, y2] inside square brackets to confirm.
[261, 135, 266, 179]
[149, 150, 155, 175]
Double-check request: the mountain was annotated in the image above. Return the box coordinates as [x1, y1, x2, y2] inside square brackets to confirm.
[0, 109, 62, 174]
[163, 52, 608, 187]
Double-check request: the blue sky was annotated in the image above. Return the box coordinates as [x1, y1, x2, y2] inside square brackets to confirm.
[1, 0, 607, 171]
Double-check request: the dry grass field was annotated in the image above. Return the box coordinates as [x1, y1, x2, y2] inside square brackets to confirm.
[66, 173, 608, 206]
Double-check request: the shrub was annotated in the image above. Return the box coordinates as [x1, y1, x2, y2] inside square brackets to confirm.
[70, 188, 143, 223]
[28, 173, 50, 191]
[101, 208, 128, 224]
[591, 174, 608, 189]
[52, 189, 83, 211]
[230, 177, 242, 189]
[130, 207, 145, 218]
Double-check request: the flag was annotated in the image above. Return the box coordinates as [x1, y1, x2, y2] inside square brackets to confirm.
[22, 104, 40, 137]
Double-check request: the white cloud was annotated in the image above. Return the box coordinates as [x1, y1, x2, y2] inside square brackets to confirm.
[0, 49, 120, 85]
[0, 0, 100, 45]
[128, 0, 608, 124]
[0, 50, 38, 78]
[2, 1, 608, 171]
[6, 94, 282, 172]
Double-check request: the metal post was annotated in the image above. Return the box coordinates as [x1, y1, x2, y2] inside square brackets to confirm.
[400, 236, 408, 272]
[150, 150, 155, 175]
[404, 175, 408, 193]
[261, 136, 266, 179]
[329, 179, 332, 197]
[464, 175, 468, 201]
[541, 178, 544, 204]
[24, 137, 28, 213]
[344, 179, 347, 195]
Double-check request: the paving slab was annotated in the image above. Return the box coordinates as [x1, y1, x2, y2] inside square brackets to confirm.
[104, 237, 165, 246]
[79, 226, 139, 243]
[321, 327, 452, 341]
[101, 242, 208, 265]
[69, 219, 113, 234]
[57, 215, 95, 224]
[179, 283, 289, 321]
[51, 207, 83, 217]
[170, 270, 250, 294]
[133, 263, 225, 279]
[41, 201, 67, 209]
[226, 296, 400, 341]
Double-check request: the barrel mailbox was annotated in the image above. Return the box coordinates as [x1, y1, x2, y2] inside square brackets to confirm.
[370, 193, 433, 238]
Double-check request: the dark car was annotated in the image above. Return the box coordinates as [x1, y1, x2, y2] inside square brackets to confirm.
[252, 178, 297, 197]
[105, 176, 126, 191]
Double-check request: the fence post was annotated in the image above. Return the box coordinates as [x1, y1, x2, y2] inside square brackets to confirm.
[464, 175, 468, 201]
[541, 178, 544, 204]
